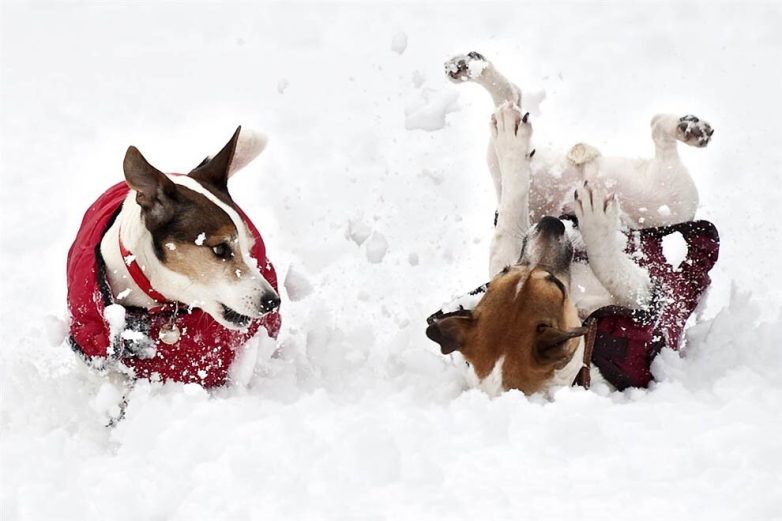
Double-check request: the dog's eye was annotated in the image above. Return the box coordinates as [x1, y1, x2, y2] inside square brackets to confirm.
[211, 243, 232, 260]
[537, 323, 550, 333]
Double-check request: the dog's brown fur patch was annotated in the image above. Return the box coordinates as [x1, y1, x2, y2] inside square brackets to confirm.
[162, 225, 250, 284]
[150, 186, 256, 283]
[429, 266, 585, 394]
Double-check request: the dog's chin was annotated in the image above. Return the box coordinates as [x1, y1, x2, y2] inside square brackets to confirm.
[218, 304, 253, 330]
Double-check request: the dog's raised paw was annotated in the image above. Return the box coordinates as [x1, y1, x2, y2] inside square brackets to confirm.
[573, 184, 620, 244]
[676, 115, 714, 148]
[445, 52, 488, 82]
[491, 103, 532, 162]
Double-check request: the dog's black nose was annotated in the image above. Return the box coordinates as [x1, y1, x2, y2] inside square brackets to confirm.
[536, 216, 565, 236]
[260, 292, 281, 313]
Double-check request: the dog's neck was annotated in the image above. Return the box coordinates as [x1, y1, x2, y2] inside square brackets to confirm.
[100, 193, 168, 309]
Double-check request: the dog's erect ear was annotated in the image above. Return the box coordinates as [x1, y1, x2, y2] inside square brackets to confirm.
[189, 126, 240, 191]
[189, 126, 267, 189]
[534, 326, 588, 368]
[123, 146, 177, 228]
[227, 127, 267, 177]
[426, 311, 474, 355]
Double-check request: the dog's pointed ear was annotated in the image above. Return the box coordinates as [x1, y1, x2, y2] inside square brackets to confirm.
[426, 311, 474, 355]
[189, 126, 240, 191]
[227, 127, 267, 177]
[189, 126, 267, 189]
[535, 325, 588, 368]
[123, 146, 177, 228]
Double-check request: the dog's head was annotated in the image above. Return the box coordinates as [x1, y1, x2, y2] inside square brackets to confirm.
[123, 127, 280, 329]
[427, 217, 586, 394]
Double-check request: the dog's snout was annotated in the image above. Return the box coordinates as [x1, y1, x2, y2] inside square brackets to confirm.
[260, 292, 281, 314]
[536, 216, 565, 236]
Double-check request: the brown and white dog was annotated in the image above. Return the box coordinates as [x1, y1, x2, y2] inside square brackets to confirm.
[426, 53, 714, 396]
[100, 128, 280, 330]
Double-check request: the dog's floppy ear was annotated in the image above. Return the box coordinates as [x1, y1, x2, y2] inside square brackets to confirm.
[534, 325, 588, 368]
[123, 146, 177, 229]
[426, 310, 474, 355]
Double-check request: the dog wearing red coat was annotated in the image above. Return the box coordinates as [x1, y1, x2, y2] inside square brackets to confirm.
[67, 128, 281, 388]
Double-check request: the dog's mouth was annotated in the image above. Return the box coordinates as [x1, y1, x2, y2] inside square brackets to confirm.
[220, 304, 252, 328]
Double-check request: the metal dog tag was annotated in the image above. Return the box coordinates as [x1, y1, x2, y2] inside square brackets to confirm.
[158, 324, 181, 345]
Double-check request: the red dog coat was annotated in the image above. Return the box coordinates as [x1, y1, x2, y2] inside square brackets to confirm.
[67, 181, 281, 388]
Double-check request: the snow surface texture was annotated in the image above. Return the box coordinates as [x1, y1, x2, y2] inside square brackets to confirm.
[2, 3, 782, 520]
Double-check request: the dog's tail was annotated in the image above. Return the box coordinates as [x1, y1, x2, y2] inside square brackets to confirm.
[444, 52, 521, 107]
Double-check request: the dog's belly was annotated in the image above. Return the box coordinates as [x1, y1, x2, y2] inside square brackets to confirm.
[528, 151, 582, 220]
[570, 262, 614, 319]
[595, 156, 698, 227]
[527, 150, 697, 229]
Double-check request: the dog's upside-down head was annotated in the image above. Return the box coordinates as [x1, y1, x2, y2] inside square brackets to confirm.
[427, 217, 587, 395]
[122, 127, 280, 329]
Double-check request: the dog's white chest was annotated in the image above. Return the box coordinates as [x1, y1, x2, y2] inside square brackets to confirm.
[466, 355, 506, 397]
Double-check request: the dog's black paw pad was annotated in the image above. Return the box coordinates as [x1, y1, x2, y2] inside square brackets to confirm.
[678, 115, 714, 147]
[445, 52, 489, 81]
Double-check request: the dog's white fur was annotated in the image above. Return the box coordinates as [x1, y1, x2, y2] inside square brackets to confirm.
[447, 53, 711, 234]
[487, 103, 653, 314]
[99, 129, 276, 330]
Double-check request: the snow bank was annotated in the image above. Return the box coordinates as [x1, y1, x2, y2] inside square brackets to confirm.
[2, 3, 781, 520]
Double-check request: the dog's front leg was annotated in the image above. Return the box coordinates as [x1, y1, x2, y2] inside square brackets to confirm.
[489, 103, 533, 277]
[574, 184, 652, 308]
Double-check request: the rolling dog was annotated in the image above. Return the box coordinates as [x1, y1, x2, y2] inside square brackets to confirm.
[67, 128, 281, 387]
[427, 53, 719, 395]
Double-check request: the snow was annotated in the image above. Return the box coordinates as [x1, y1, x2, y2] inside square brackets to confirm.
[2, 3, 782, 520]
[195, 232, 206, 246]
[346, 217, 372, 245]
[391, 31, 408, 55]
[404, 87, 460, 131]
[283, 264, 314, 301]
[662, 230, 688, 270]
[364, 230, 389, 263]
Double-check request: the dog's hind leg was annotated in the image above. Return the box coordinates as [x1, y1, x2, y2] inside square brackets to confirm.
[445, 52, 521, 107]
[651, 114, 714, 161]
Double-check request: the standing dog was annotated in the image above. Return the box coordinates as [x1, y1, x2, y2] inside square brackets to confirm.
[427, 53, 716, 395]
[67, 128, 281, 388]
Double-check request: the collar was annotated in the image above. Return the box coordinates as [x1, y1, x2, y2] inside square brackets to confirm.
[118, 231, 170, 305]
[572, 318, 598, 388]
